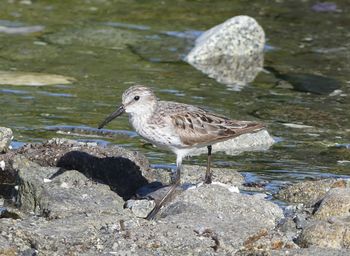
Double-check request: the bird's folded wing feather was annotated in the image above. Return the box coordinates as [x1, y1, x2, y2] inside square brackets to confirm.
[170, 110, 265, 146]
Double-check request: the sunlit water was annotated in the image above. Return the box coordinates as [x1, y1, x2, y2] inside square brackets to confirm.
[1, 0, 349, 194]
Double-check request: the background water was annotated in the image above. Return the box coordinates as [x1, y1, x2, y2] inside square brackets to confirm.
[1, 0, 349, 192]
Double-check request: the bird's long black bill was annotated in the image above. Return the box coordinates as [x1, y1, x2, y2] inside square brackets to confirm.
[98, 104, 125, 129]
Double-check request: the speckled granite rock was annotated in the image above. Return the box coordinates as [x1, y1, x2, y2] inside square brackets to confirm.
[185, 15, 265, 88]
[189, 129, 274, 156]
[313, 188, 350, 220]
[275, 178, 348, 206]
[0, 127, 13, 153]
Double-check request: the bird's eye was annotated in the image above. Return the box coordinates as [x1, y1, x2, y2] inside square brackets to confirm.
[134, 96, 140, 101]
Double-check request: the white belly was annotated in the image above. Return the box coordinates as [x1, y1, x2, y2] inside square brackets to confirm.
[130, 115, 183, 151]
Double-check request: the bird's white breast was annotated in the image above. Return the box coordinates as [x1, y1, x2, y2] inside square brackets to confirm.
[129, 114, 183, 152]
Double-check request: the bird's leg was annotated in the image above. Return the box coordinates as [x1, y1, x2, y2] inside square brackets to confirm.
[204, 145, 212, 184]
[146, 156, 182, 220]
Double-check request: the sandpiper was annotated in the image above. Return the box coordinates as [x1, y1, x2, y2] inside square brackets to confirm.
[98, 85, 265, 219]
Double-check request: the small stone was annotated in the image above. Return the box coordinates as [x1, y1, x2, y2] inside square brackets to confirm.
[0, 160, 5, 170]
[0, 127, 13, 153]
[128, 199, 156, 218]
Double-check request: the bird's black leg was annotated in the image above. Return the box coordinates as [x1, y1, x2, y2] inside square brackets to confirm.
[146, 163, 181, 220]
[205, 145, 212, 184]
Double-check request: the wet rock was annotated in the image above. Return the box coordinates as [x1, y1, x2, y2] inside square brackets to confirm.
[0, 71, 76, 86]
[319, 146, 350, 164]
[185, 15, 264, 88]
[312, 2, 341, 13]
[0, 127, 12, 153]
[0, 25, 44, 35]
[297, 218, 350, 249]
[313, 188, 350, 220]
[267, 66, 341, 95]
[146, 164, 244, 187]
[189, 129, 274, 157]
[251, 104, 338, 128]
[0, 20, 44, 35]
[275, 178, 348, 206]
[45, 26, 140, 49]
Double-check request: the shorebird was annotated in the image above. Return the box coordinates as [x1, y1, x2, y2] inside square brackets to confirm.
[98, 85, 264, 219]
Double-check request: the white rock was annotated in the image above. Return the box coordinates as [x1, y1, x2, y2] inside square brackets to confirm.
[0, 160, 5, 170]
[0, 127, 13, 152]
[185, 15, 265, 88]
[189, 129, 274, 156]
[282, 123, 314, 129]
[0, 25, 44, 35]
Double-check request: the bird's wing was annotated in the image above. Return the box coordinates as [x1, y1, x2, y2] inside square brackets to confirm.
[170, 109, 265, 146]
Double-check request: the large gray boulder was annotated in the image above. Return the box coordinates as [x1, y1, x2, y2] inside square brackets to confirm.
[185, 15, 265, 88]
[13, 155, 125, 218]
[120, 184, 284, 255]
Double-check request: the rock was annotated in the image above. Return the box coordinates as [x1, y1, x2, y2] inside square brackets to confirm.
[0, 25, 44, 35]
[266, 66, 341, 95]
[0, 71, 76, 86]
[0, 20, 44, 35]
[313, 188, 350, 220]
[113, 184, 283, 254]
[275, 178, 348, 206]
[14, 138, 150, 200]
[45, 26, 140, 49]
[14, 155, 125, 218]
[0, 127, 12, 153]
[297, 219, 350, 249]
[189, 129, 274, 156]
[126, 199, 155, 218]
[312, 2, 341, 13]
[146, 164, 244, 187]
[185, 15, 265, 88]
[270, 248, 350, 256]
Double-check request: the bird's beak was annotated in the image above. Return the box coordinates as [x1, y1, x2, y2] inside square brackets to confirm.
[98, 104, 125, 129]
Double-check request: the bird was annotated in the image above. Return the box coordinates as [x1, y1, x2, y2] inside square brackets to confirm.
[98, 85, 265, 219]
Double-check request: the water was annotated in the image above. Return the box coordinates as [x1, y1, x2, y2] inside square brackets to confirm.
[1, 0, 349, 192]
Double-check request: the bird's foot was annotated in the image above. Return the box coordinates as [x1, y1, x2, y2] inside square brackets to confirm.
[204, 173, 212, 184]
[145, 204, 162, 220]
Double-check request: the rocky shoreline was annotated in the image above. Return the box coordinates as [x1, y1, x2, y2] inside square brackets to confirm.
[1, 127, 350, 255]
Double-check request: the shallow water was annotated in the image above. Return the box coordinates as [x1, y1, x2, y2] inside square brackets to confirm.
[1, 0, 349, 191]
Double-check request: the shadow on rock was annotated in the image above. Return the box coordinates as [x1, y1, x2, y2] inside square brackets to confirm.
[54, 151, 148, 200]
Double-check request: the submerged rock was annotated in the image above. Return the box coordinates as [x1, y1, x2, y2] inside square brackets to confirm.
[267, 66, 341, 95]
[0, 127, 12, 153]
[45, 26, 140, 49]
[185, 15, 265, 89]
[0, 25, 44, 35]
[0, 71, 76, 86]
